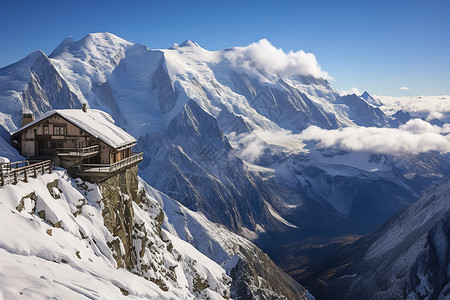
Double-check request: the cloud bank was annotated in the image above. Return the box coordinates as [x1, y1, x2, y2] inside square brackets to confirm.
[224, 39, 331, 80]
[377, 95, 450, 122]
[299, 119, 450, 154]
[399, 86, 410, 90]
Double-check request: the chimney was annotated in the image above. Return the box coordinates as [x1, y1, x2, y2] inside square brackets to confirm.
[82, 103, 87, 113]
[22, 112, 35, 127]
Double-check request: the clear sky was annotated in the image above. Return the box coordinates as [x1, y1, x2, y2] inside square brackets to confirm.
[1, 0, 449, 96]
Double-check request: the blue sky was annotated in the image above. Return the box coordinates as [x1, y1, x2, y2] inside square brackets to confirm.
[1, 0, 449, 96]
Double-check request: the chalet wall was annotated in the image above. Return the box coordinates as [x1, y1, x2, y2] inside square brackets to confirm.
[100, 141, 112, 164]
[19, 114, 98, 158]
[109, 147, 132, 164]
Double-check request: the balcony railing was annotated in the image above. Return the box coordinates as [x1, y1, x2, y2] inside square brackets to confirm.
[57, 145, 99, 157]
[71, 152, 143, 174]
[0, 160, 30, 173]
[0, 160, 53, 186]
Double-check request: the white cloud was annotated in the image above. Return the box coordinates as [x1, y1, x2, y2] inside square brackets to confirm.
[376, 95, 450, 122]
[399, 86, 410, 90]
[299, 119, 450, 155]
[251, 129, 306, 151]
[399, 118, 441, 134]
[238, 137, 266, 163]
[340, 87, 361, 96]
[224, 39, 331, 80]
[235, 129, 306, 163]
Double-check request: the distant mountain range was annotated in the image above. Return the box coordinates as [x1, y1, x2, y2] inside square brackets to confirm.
[1, 32, 450, 299]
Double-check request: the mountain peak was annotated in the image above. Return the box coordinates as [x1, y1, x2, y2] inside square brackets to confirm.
[169, 40, 202, 50]
[361, 91, 370, 98]
[84, 32, 128, 43]
[13, 49, 48, 66]
[179, 40, 200, 47]
[49, 32, 133, 59]
[28, 49, 46, 58]
[76, 32, 133, 49]
[360, 91, 382, 106]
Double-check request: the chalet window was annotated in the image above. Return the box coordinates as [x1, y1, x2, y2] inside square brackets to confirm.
[53, 125, 67, 135]
[43, 125, 49, 135]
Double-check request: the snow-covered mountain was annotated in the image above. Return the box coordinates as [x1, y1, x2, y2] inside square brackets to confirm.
[1, 32, 450, 266]
[0, 141, 311, 300]
[300, 177, 450, 299]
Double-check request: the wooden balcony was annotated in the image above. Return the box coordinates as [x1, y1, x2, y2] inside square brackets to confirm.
[70, 152, 143, 181]
[57, 145, 99, 158]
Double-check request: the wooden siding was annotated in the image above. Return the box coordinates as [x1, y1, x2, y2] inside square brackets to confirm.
[14, 114, 132, 165]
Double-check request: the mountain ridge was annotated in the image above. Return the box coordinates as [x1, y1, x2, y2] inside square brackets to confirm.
[2, 33, 450, 299]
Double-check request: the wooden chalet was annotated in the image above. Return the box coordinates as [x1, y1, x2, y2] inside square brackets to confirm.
[11, 105, 142, 182]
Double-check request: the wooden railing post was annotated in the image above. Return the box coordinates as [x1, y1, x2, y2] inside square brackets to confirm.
[13, 170, 17, 185]
[33, 166, 37, 178]
[23, 168, 28, 183]
[0, 171, 3, 186]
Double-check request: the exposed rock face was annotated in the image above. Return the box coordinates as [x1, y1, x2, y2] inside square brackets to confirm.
[98, 165, 147, 270]
[152, 57, 178, 114]
[99, 166, 138, 269]
[16, 192, 37, 213]
[228, 71, 339, 131]
[91, 81, 127, 126]
[0, 50, 82, 131]
[405, 215, 450, 299]
[230, 248, 309, 300]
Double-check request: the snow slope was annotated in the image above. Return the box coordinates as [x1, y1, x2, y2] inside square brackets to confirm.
[0, 171, 230, 299]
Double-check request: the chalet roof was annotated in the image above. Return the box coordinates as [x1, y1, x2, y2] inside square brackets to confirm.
[13, 109, 136, 149]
